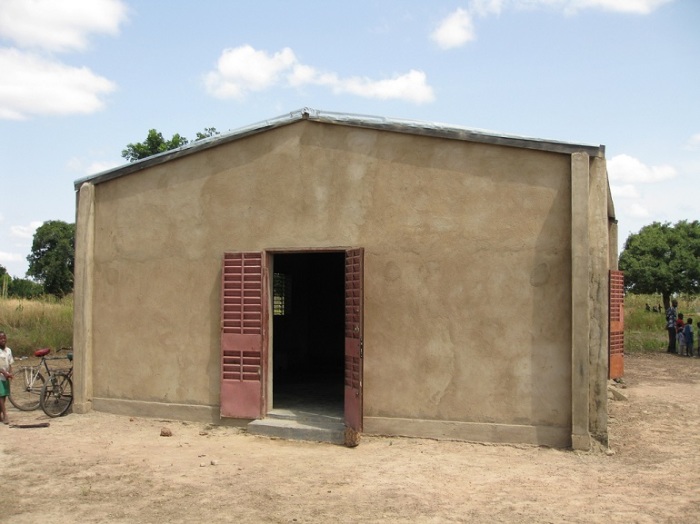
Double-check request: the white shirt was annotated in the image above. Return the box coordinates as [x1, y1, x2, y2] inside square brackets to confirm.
[0, 347, 13, 381]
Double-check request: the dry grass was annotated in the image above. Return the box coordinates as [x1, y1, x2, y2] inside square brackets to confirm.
[0, 296, 73, 357]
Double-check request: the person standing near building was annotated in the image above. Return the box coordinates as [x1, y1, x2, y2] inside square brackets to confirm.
[683, 318, 694, 357]
[0, 331, 14, 424]
[676, 313, 686, 356]
[666, 299, 679, 353]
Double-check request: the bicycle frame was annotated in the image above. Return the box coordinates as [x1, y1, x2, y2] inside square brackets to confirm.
[8, 347, 72, 412]
[41, 354, 74, 417]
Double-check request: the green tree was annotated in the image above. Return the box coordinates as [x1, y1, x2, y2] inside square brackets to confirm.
[619, 220, 700, 308]
[26, 220, 76, 297]
[121, 129, 189, 162]
[121, 127, 219, 162]
[8, 277, 44, 299]
[195, 127, 219, 140]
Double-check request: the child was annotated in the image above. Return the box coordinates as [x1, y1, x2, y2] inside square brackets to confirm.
[0, 331, 14, 424]
[676, 313, 686, 356]
[683, 318, 694, 357]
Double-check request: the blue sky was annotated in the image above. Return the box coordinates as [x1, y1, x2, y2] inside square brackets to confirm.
[1, 0, 698, 278]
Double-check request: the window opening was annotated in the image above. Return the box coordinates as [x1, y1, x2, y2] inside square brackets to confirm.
[273, 272, 292, 316]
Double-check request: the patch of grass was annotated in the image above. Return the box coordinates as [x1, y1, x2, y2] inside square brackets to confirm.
[625, 293, 700, 353]
[0, 296, 73, 357]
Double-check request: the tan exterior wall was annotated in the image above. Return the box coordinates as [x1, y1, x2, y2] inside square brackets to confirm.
[76, 120, 610, 447]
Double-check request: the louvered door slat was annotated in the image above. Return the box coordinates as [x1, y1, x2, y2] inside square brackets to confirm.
[609, 270, 624, 379]
[344, 248, 364, 433]
[220, 252, 264, 418]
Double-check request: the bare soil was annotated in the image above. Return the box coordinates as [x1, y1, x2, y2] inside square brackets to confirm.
[1, 352, 699, 523]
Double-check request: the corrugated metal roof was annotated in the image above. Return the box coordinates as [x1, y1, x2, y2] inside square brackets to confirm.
[74, 107, 606, 189]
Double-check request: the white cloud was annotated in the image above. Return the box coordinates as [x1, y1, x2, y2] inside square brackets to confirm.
[685, 133, 700, 151]
[288, 63, 322, 87]
[610, 184, 640, 198]
[470, 0, 506, 17]
[331, 70, 435, 104]
[432, 0, 671, 50]
[431, 8, 476, 49]
[0, 251, 22, 263]
[204, 45, 435, 104]
[0, 0, 125, 120]
[608, 154, 676, 184]
[0, 0, 128, 53]
[0, 48, 116, 120]
[561, 0, 673, 15]
[204, 45, 297, 99]
[623, 201, 652, 218]
[10, 221, 43, 240]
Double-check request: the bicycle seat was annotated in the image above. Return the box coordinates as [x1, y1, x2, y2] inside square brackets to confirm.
[34, 348, 51, 357]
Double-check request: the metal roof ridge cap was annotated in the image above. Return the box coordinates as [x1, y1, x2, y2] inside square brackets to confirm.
[307, 109, 604, 155]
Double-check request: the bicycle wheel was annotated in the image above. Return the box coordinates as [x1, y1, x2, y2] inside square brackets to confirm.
[40, 372, 73, 417]
[8, 367, 45, 411]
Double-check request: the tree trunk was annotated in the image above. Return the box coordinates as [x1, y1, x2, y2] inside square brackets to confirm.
[662, 292, 671, 311]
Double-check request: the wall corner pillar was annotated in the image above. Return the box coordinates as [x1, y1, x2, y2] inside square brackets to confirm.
[589, 156, 610, 446]
[73, 182, 95, 414]
[571, 152, 591, 451]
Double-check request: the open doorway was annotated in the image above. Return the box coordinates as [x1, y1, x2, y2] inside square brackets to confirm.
[270, 252, 345, 417]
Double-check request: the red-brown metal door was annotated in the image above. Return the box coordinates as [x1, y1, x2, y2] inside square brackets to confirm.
[344, 248, 364, 432]
[609, 270, 624, 379]
[220, 252, 265, 418]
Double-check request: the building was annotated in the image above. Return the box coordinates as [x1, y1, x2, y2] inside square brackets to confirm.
[73, 108, 621, 449]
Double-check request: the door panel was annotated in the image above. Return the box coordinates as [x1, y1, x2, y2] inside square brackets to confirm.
[221, 252, 265, 418]
[344, 248, 364, 432]
[609, 270, 624, 379]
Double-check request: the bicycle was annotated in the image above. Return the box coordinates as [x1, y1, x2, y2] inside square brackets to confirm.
[8, 347, 72, 411]
[40, 352, 73, 417]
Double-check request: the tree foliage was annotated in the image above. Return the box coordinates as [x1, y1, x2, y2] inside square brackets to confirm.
[619, 220, 700, 308]
[121, 127, 220, 162]
[8, 278, 44, 299]
[121, 129, 189, 162]
[26, 220, 76, 297]
[195, 127, 219, 141]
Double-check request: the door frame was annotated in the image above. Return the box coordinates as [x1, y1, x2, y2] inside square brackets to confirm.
[220, 247, 364, 428]
[263, 247, 363, 430]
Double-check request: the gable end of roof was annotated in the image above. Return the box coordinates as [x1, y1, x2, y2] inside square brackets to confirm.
[74, 107, 605, 189]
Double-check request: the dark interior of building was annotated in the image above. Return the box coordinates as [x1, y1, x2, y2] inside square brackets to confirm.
[271, 252, 345, 413]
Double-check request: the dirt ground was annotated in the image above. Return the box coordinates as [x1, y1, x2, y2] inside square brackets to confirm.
[1, 352, 699, 523]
